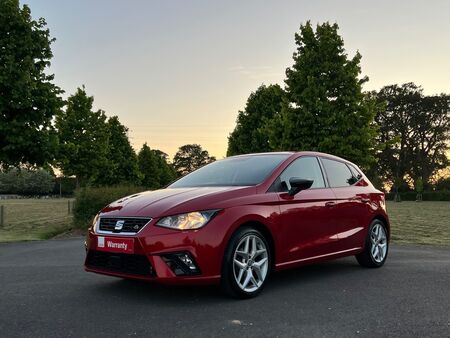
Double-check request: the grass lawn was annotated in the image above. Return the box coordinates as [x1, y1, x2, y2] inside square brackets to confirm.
[0, 198, 448, 245]
[387, 201, 450, 246]
[0, 198, 74, 242]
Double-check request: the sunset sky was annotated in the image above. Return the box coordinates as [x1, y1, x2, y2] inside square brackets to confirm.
[25, 0, 450, 159]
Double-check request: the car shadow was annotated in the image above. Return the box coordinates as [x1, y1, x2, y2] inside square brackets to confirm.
[89, 256, 364, 304]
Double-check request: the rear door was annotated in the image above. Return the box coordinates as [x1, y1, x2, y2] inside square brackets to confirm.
[320, 158, 368, 251]
[273, 156, 340, 263]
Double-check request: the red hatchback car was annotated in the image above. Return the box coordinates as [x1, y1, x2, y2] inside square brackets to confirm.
[85, 152, 390, 298]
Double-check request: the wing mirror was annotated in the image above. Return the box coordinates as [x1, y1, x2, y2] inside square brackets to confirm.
[288, 177, 314, 196]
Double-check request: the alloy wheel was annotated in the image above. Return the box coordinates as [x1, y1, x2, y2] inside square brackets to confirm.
[370, 223, 387, 263]
[233, 234, 269, 292]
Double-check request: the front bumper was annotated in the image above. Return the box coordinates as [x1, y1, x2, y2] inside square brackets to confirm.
[84, 217, 227, 285]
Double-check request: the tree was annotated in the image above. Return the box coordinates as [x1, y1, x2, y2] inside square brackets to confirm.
[94, 116, 141, 186]
[409, 94, 450, 185]
[227, 84, 285, 156]
[266, 22, 379, 169]
[137, 143, 159, 189]
[375, 83, 450, 192]
[0, 0, 63, 167]
[137, 143, 176, 189]
[173, 144, 216, 176]
[152, 149, 177, 187]
[373, 83, 420, 195]
[55, 87, 109, 186]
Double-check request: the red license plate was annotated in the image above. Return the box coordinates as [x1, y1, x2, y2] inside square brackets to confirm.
[96, 236, 134, 254]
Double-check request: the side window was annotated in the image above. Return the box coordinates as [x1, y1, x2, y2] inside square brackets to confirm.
[347, 163, 362, 179]
[279, 157, 325, 190]
[321, 158, 354, 187]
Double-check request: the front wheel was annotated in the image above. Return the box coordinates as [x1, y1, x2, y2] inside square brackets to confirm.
[221, 227, 271, 298]
[356, 219, 389, 268]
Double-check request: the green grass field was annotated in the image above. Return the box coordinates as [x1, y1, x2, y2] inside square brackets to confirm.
[0, 198, 74, 242]
[0, 199, 448, 245]
[387, 201, 450, 246]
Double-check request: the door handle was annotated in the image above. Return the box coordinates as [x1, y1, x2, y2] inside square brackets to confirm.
[325, 201, 336, 207]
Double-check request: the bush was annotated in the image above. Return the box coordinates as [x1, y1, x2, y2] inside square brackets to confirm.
[73, 185, 146, 228]
[52, 176, 77, 197]
[386, 190, 450, 201]
[0, 168, 55, 195]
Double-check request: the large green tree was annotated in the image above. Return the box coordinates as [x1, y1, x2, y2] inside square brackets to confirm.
[375, 83, 450, 190]
[94, 116, 141, 186]
[266, 22, 379, 168]
[173, 144, 216, 176]
[55, 87, 109, 186]
[138, 143, 176, 189]
[227, 84, 285, 156]
[152, 149, 177, 187]
[409, 94, 450, 185]
[0, 0, 63, 167]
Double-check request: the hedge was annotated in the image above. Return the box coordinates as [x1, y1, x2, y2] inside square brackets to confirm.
[385, 190, 450, 201]
[73, 186, 147, 228]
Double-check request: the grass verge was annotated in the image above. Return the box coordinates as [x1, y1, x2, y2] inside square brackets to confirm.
[0, 198, 74, 242]
[387, 201, 450, 246]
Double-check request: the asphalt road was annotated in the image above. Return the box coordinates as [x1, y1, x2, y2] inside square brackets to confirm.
[0, 239, 449, 338]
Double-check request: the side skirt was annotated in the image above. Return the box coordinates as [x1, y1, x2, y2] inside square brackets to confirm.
[275, 247, 362, 271]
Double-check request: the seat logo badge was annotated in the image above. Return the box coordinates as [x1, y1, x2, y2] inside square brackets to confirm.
[115, 220, 125, 230]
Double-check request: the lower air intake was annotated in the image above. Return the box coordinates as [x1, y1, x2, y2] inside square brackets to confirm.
[86, 250, 154, 276]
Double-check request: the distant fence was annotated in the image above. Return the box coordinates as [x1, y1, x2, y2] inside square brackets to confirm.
[0, 195, 21, 200]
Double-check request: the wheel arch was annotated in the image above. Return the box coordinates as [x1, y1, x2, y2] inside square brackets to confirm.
[371, 214, 390, 240]
[229, 220, 276, 271]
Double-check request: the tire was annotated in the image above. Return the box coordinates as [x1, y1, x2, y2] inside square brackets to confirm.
[221, 227, 271, 299]
[356, 219, 389, 268]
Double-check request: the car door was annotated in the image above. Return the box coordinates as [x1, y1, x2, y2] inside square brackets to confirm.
[320, 157, 368, 251]
[272, 156, 340, 264]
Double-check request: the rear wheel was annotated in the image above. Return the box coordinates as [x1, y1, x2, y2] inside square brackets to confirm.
[221, 227, 271, 298]
[356, 219, 389, 268]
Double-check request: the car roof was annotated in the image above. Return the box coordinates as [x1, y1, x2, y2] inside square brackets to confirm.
[228, 151, 359, 168]
[228, 151, 294, 158]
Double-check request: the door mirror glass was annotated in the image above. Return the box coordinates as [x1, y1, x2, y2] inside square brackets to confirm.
[288, 177, 314, 195]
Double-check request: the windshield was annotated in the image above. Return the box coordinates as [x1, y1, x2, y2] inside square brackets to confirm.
[169, 154, 290, 188]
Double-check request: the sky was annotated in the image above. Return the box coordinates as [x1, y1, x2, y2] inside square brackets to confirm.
[24, 0, 450, 160]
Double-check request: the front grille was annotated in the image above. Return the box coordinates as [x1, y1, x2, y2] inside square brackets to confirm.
[86, 250, 154, 276]
[99, 217, 151, 233]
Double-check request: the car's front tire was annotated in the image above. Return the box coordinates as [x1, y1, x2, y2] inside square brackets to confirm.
[356, 219, 389, 268]
[221, 227, 271, 298]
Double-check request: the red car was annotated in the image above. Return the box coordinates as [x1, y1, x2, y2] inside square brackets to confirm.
[85, 152, 390, 298]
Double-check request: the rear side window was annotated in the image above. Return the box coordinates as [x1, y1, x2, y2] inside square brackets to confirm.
[347, 163, 362, 180]
[279, 156, 325, 190]
[321, 158, 354, 188]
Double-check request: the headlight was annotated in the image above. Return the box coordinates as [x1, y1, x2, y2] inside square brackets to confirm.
[92, 214, 100, 231]
[156, 210, 220, 230]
